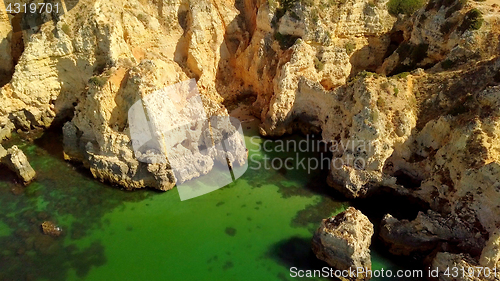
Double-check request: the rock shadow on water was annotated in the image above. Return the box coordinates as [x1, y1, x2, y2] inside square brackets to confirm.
[225, 227, 237, 237]
[222, 260, 234, 271]
[274, 165, 345, 200]
[266, 236, 332, 279]
[291, 197, 348, 233]
[0, 233, 106, 281]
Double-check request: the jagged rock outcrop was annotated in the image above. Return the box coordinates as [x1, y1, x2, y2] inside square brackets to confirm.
[63, 61, 184, 191]
[380, 210, 486, 256]
[237, 0, 398, 134]
[0, 143, 5, 158]
[377, 81, 500, 253]
[312, 207, 373, 280]
[247, 0, 500, 268]
[380, 0, 500, 75]
[52, 0, 247, 190]
[0, 0, 240, 140]
[0, 118, 14, 141]
[0, 144, 36, 184]
[236, 0, 499, 204]
[256, 68, 419, 198]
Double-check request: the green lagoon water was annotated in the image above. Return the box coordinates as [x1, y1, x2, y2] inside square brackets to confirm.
[0, 122, 421, 281]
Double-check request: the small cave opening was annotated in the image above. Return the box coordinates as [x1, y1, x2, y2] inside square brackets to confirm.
[222, 90, 257, 111]
[383, 30, 405, 61]
[393, 170, 423, 190]
[350, 186, 430, 272]
[352, 186, 428, 224]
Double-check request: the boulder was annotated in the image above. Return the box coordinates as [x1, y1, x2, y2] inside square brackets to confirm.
[0, 119, 14, 141]
[41, 221, 62, 237]
[1, 145, 36, 184]
[312, 207, 373, 280]
[380, 210, 486, 256]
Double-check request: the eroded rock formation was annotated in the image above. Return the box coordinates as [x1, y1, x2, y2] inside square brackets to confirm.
[312, 207, 373, 280]
[0, 144, 36, 184]
[41, 221, 62, 237]
[380, 210, 486, 256]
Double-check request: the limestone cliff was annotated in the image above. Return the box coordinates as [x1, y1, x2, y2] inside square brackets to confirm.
[1, 0, 245, 190]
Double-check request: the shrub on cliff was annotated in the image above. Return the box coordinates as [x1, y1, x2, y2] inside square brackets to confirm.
[388, 0, 426, 16]
[459, 8, 484, 32]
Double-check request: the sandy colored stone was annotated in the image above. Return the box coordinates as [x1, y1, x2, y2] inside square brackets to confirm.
[1, 145, 36, 184]
[431, 252, 499, 281]
[480, 230, 500, 269]
[312, 207, 373, 281]
[41, 221, 62, 237]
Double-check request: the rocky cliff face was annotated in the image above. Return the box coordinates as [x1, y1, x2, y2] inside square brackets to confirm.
[230, 0, 500, 269]
[1, 0, 245, 190]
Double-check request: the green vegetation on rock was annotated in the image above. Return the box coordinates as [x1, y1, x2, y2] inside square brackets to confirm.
[88, 76, 108, 87]
[345, 42, 356, 55]
[387, 0, 426, 16]
[310, 8, 319, 23]
[394, 87, 400, 96]
[377, 97, 386, 108]
[61, 23, 71, 36]
[459, 8, 484, 32]
[396, 72, 410, 79]
[314, 57, 324, 71]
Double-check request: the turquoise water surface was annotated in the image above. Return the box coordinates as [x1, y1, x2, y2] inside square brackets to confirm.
[0, 121, 420, 280]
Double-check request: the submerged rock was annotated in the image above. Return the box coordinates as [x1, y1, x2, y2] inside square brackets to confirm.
[312, 207, 373, 280]
[0, 144, 36, 184]
[41, 221, 62, 237]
